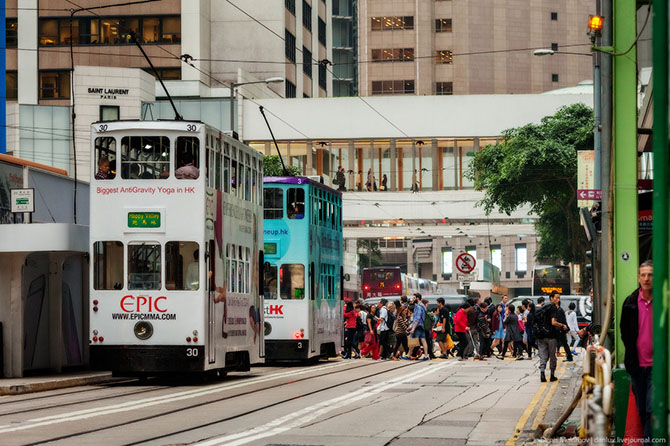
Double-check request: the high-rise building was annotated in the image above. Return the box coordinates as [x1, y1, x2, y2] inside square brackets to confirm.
[358, 0, 595, 96]
[332, 0, 358, 96]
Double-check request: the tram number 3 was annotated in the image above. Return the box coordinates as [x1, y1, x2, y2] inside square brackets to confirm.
[186, 348, 199, 357]
[186, 124, 197, 132]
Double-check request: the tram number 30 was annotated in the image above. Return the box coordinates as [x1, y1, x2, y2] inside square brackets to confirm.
[186, 348, 199, 357]
[186, 124, 197, 132]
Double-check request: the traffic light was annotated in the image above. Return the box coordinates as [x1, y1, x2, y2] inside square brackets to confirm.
[585, 250, 593, 272]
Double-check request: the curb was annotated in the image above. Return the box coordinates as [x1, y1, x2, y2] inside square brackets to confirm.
[0, 373, 120, 396]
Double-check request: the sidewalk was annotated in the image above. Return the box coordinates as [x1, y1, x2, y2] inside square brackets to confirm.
[0, 371, 119, 396]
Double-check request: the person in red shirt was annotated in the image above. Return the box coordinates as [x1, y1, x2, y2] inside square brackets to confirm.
[454, 303, 470, 361]
[343, 301, 358, 359]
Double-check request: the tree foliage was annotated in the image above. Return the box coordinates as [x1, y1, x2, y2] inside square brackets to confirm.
[263, 155, 302, 176]
[358, 239, 383, 272]
[466, 103, 594, 263]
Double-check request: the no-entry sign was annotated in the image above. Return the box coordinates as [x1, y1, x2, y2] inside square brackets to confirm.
[456, 253, 476, 274]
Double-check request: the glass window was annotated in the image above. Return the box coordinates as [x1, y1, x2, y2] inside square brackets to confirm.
[264, 188, 283, 219]
[466, 245, 477, 258]
[303, 47, 312, 77]
[286, 0, 296, 14]
[371, 48, 414, 62]
[551, 12, 558, 20]
[287, 188, 305, 219]
[39, 71, 70, 99]
[435, 18, 452, 32]
[142, 17, 160, 43]
[121, 136, 169, 179]
[515, 243, 527, 272]
[436, 82, 453, 95]
[175, 136, 200, 180]
[371, 80, 414, 95]
[128, 242, 161, 290]
[6, 18, 17, 48]
[442, 248, 452, 275]
[280, 264, 305, 299]
[491, 244, 502, 271]
[552, 73, 559, 82]
[370, 16, 414, 31]
[95, 137, 117, 180]
[99, 18, 120, 44]
[6, 72, 17, 100]
[119, 17, 139, 43]
[303, 1, 312, 31]
[39, 19, 58, 45]
[79, 18, 100, 44]
[285, 30, 296, 63]
[318, 17, 326, 45]
[286, 80, 297, 98]
[436, 50, 453, 64]
[224, 156, 230, 193]
[165, 241, 200, 290]
[93, 241, 123, 290]
[161, 17, 181, 43]
[100, 105, 119, 121]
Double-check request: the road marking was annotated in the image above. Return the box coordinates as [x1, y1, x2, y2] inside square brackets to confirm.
[505, 360, 568, 446]
[194, 362, 456, 446]
[530, 361, 569, 431]
[0, 361, 353, 434]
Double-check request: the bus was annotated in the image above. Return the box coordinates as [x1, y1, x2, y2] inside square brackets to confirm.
[532, 265, 571, 296]
[89, 120, 264, 375]
[262, 176, 343, 360]
[362, 267, 439, 300]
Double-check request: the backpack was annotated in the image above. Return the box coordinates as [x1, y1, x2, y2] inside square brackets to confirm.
[356, 313, 365, 332]
[386, 310, 395, 332]
[423, 311, 435, 332]
[533, 305, 553, 339]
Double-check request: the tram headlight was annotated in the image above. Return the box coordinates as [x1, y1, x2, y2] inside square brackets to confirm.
[264, 322, 272, 336]
[133, 321, 154, 340]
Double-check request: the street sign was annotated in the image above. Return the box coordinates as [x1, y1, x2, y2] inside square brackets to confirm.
[455, 253, 476, 274]
[10, 188, 34, 213]
[457, 273, 477, 282]
[577, 189, 602, 200]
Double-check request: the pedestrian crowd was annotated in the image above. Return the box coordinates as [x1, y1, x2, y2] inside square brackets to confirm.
[342, 292, 593, 380]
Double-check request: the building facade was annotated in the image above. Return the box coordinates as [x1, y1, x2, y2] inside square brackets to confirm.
[358, 0, 595, 96]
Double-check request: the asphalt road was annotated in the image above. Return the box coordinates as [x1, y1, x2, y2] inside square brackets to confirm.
[0, 356, 579, 446]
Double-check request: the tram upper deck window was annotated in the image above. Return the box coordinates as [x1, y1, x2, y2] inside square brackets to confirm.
[280, 264, 305, 299]
[94, 137, 116, 180]
[264, 188, 283, 219]
[165, 241, 200, 290]
[93, 241, 123, 290]
[128, 242, 161, 290]
[287, 188, 305, 219]
[175, 137, 200, 180]
[121, 136, 169, 179]
[264, 263, 278, 299]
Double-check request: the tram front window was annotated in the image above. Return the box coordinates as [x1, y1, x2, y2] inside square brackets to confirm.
[121, 136, 169, 179]
[94, 137, 116, 180]
[165, 241, 199, 290]
[175, 136, 200, 180]
[280, 264, 305, 299]
[128, 242, 161, 290]
[287, 188, 304, 219]
[93, 241, 123, 290]
[264, 263, 278, 299]
[264, 188, 283, 219]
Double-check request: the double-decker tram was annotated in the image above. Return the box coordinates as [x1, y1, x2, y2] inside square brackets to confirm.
[89, 120, 264, 375]
[262, 177, 343, 360]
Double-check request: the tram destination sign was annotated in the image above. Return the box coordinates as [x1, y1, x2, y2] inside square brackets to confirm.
[128, 212, 161, 228]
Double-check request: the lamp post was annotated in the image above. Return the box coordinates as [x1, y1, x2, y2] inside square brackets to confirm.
[229, 77, 284, 134]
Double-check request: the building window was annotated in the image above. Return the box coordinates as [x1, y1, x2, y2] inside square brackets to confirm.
[371, 48, 414, 62]
[370, 16, 414, 31]
[552, 73, 559, 82]
[6, 18, 17, 48]
[100, 105, 120, 121]
[318, 17, 327, 45]
[551, 42, 558, 51]
[490, 244, 502, 271]
[435, 18, 452, 32]
[436, 50, 453, 64]
[515, 243, 527, 272]
[551, 12, 558, 20]
[286, 80, 297, 98]
[371, 80, 415, 95]
[303, 47, 313, 78]
[39, 71, 70, 99]
[319, 62, 327, 91]
[285, 30, 296, 62]
[435, 81, 453, 95]
[286, 0, 296, 15]
[6, 71, 17, 100]
[142, 67, 181, 80]
[442, 248, 453, 277]
[303, 1, 312, 31]
[465, 245, 477, 259]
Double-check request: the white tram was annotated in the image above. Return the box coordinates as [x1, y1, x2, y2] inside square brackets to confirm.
[89, 120, 264, 374]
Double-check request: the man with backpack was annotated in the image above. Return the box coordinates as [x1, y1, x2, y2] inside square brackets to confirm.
[534, 291, 569, 382]
[422, 299, 436, 358]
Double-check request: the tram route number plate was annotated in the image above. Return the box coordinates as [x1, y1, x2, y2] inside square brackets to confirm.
[128, 212, 161, 228]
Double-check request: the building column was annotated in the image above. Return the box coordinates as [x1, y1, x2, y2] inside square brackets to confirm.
[348, 141, 355, 190]
[264, 141, 271, 156]
[431, 138, 439, 191]
[453, 138, 459, 189]
[287, 141, 292, 166]
[306, 140, 313, 176]
[390, 139, 397, 191]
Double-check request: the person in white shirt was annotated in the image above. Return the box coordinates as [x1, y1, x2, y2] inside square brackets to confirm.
[377, 299, 392, 358]
[566, 302, 581, 354]
[186, 250, 200, 290]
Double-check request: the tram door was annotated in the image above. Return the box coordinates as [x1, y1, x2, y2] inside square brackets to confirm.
[207, 240, 216, 364]
[310, 262, 317, 354]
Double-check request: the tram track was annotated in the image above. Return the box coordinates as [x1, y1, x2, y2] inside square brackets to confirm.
[17, 359, 420, 446]
[0, 378, 142, 407]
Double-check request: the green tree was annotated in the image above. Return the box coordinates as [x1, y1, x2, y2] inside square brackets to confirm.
[358, 239, 383, 272]
[263, 155, 302, 176]
[466, 103, 594, 264]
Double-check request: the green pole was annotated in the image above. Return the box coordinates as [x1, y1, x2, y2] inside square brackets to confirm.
[612, 0, 639, 363]
[652, 0, 669, 439]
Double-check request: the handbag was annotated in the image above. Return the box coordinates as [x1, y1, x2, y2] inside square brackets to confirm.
[408, 336, 420, 349]
[364, 331, 374, 344]
[445, 334, 455, 351]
